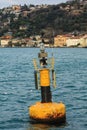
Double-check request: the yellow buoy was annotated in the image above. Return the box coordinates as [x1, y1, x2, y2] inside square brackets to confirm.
[29, 43, 66, 124]
[29, 102, 66, 123]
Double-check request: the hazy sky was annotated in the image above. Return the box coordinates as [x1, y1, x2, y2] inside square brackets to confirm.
[0, 0, 67, 9]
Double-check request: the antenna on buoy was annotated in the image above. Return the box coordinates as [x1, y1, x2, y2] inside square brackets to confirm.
[29, 39, 66, 123]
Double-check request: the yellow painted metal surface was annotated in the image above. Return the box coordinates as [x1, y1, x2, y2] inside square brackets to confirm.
[29, 102, 66, 122]
[40, 69, 50, 87]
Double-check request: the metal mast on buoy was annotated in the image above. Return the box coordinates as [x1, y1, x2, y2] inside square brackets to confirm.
[29, 42, 66, 123]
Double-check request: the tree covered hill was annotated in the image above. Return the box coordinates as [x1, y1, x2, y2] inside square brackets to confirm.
[0, 0, 87, 38]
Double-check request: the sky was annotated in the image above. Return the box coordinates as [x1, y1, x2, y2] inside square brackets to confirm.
[0, 0, 67, 9]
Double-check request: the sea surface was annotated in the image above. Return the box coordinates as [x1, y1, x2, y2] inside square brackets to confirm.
[0, 48, 87, 130]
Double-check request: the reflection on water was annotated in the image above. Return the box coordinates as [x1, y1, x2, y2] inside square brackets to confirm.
[28, 123, 50, 130]
[27, 121, 68, 130]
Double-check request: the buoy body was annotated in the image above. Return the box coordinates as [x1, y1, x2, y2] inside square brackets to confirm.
[40, 68, 52, 103]
[29, 102, 66, 123]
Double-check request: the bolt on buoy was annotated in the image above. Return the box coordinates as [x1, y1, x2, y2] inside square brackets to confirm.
[29, 42, 66, 124]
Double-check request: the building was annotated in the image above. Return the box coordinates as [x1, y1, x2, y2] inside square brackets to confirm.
[66, 36, 82, 47]
[54, 35, 69, 47]
[81, 35, 87, 47]
[54, 34, 87, 47]
[0, 39, 10, 47]
[12, 5, 21, 11]
[19, 25, 28, 30]
[2, 32, 13, 39]
[22, 11, 29, 17]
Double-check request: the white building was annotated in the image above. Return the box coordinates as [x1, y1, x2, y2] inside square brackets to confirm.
[66, 37, 82, 47]
[1, 39, 10, 47]
[82, 35, 87, 47]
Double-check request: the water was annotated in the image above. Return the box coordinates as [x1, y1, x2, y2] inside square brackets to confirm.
[0, 48, 87, 130]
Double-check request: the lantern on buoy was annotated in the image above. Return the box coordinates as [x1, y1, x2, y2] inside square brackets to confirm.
[29, 43, 66, 124]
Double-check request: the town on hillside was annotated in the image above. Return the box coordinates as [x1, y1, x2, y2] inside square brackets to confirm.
[0, 0, 87, 47]
[0, 32, 87, 47]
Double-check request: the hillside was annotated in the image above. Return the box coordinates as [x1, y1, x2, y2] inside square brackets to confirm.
[0, 0, 87, 38]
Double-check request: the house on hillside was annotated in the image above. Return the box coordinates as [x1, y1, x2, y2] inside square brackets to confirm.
[22, 11, 29, 17]
[0, 39, 10, 47]
[19, 25, 28, 30]
[12, 5, 21, 11]
[2, 32, 13, 39]
[54, 34, 71, 47]
[81, 35, 87, 47]
[66, 36, 82, 47]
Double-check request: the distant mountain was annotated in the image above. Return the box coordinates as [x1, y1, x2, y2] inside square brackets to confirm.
[0, 0, 87, 38]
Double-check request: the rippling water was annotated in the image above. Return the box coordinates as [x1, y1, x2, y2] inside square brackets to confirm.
[0, 48, 87, 130]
